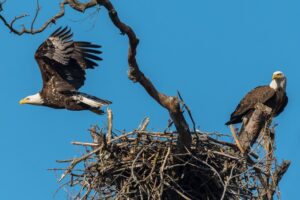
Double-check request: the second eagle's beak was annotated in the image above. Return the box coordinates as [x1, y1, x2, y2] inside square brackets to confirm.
[19, 98, 28, 105]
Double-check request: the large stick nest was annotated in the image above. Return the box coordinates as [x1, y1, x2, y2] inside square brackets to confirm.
[55, 119, 290, 200]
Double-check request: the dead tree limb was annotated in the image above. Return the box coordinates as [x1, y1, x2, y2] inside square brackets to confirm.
[238, 103, 272, 152]
[0, 0, 67, 35]
[97, 0, 191, 151]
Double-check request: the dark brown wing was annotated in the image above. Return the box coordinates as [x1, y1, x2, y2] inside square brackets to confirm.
[274, 89, 288, 116]
[34, 27, 102, 91]
[225, 86, 276, 125]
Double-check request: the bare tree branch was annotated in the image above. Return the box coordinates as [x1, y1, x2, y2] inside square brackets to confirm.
[30, 0, 41, 32]
[67, 0, 98, 12]
[0, 0, 6, 12]
[0, 0, 99, 35]
[177, 91, 196, 133]
[0, 1, 67, 35]
[97, 0, 192, 151]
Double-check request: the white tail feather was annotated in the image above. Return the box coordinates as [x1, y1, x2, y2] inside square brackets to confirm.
[73, 95, 104, 108]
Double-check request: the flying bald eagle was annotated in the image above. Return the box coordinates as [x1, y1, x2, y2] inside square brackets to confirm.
[19, 27, 111, 114]
[225, 71, 288, 125]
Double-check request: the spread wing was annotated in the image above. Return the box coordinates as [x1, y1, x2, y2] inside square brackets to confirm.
[35, 27, 102, 91]
[226, 86, 276, 125]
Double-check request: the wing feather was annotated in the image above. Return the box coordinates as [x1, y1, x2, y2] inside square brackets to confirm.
[35, 27, 102, 91]
[226, 86, 276, 125]
[75, 41, 102, 48]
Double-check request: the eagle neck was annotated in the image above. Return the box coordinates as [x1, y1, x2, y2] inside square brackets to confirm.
[269, 79, 286, 91]
[269, 79, 278, 90]
[30, 93, 44, 105]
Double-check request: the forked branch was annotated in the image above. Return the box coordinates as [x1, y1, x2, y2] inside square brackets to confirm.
[97, 0, 191, 150]
[0, 0, 98, 35]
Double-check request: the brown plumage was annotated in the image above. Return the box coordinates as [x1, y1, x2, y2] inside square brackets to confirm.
[225, 71, 288, 125]
[19, 27, 111, 114]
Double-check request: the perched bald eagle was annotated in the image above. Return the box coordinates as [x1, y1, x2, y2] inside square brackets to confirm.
[19, 27, 111, 114]
[225, 71, 288, 125]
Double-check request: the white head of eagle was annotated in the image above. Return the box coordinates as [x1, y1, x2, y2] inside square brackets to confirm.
[269, 71, 286, 90]
[19, 27, 111, 114]
[19, 93, 44, 105]
[225, 70, 288, 125]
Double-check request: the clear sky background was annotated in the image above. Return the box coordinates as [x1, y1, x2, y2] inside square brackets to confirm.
[0, 0, 299, 199]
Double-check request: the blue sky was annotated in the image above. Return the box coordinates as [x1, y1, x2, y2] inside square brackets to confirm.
[0, 0, 299, 199]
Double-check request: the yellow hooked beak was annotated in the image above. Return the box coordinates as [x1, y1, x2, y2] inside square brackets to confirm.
[19, 98, 28, 105]
[272, 73, 283, 80]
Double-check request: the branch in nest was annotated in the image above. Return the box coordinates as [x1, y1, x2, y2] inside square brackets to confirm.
[229, 124, 245, 154]
[58, 145, 102, 182]
[106, 108, 113, 143]
[138, 117, 150, 131]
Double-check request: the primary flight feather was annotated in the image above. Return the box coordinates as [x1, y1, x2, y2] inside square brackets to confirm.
[19, 27, 111, 114]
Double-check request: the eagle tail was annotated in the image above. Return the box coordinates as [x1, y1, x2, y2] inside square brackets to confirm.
[90, 109, 105, 115]
[225, 121, 232, 126]
[73, 92, 112, 108]
[225, 117, 240, 125]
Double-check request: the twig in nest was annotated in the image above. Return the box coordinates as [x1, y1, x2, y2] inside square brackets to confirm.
[220, 164, 236, 200]
[177, 90, 196, 133]
[138, 117, 150, 131]
[106, 108, 113, 143]
[229, 125, 245, 154]
[59, 146, 102, 182]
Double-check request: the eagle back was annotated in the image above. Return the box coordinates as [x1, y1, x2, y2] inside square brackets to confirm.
[231, 86, 276, 118]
